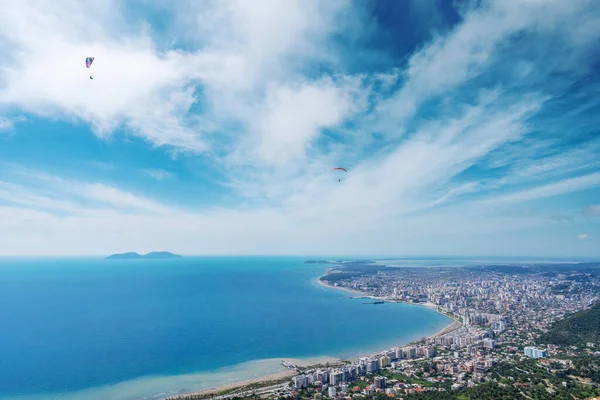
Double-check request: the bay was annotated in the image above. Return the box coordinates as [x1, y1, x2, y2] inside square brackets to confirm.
[0, 256, 450, 400]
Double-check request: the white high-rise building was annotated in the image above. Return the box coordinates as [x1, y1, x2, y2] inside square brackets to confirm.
[524, 346, 546, 359]
[379, 356, 391, 368]
[366, 358, 379, 373]
[293, 375, 309, 389]
[316, 370, 329, 384]
[404, 347, 416, 359]
[330, 370, 344, 386]
[424, 347, 436, 358]
[394, 347, 403, 359]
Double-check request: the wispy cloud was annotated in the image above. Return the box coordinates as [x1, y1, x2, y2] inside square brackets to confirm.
[578, 233, 589, 240]
[0, 167, 172, 216]
[0, 1, 599, 256]
[584, 205, 600, 217]
[146, 169, 172, 181]
[0, 117, 14, 132]
[479, 172, 600, 206]
[0, 0, 356, 153]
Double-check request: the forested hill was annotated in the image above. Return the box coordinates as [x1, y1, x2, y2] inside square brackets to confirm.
[538, 301, 600, 346]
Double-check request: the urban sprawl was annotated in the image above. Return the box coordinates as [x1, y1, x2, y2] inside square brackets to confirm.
[175, 260, 600, 400]
[284, 261, 600, 398]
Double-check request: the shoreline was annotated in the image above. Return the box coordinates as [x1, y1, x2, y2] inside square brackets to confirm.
[166, 370, 297, 399]
[165, 357, 341, 400]
[315, 276, 462, 345]
[169, 273, 462, 400]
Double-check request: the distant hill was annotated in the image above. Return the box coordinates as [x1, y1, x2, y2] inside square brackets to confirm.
[105, 251, 183, 260]
[538, 301, 600, 346]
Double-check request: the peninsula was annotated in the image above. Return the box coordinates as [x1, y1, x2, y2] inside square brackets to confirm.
[105, 251, 183, 260]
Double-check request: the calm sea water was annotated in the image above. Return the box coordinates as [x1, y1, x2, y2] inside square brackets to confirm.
[0, 256, 451, 400]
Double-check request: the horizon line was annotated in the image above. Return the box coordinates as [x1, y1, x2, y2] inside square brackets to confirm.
[0, 253, 598, 260]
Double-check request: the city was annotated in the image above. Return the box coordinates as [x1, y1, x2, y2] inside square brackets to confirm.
[179, 261, 600, 400]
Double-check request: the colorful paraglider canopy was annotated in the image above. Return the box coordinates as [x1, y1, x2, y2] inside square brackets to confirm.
[85, 57, 95, 68]
[333, 167, 347, 182]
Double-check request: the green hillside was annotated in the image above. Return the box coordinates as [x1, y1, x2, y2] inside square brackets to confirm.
[538, 301, 600, 346]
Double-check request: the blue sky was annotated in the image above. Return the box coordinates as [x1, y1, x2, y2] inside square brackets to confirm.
[0, 0, 599, 256]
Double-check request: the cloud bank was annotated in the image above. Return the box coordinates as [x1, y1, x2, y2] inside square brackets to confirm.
[0, 0, 599, 256]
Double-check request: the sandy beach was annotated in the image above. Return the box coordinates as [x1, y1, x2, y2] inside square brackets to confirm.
[314, 277, 371, 298]
[426, 319, 462, 340]
[285, 356, 341, 368]
[166, 357, 342, 399]
[166, 370, 296, 399]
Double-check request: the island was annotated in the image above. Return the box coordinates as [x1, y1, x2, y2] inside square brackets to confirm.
[304, 260, 333, 264]
[105, 251, 183, 260]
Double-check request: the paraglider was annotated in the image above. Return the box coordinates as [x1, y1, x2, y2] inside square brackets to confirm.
[333, 167, 347, 182]
[86, 57, 94, 80]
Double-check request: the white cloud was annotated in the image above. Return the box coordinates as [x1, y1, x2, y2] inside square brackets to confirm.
[0, 2, 208, 150]
[81, 183, 171, 214]
[0, 177, 552, 256]
[0, 181, 81, 212]
[498, 140, 600, 183]
[146, 169, 172, 181]
[480, 172, 600, 206]
[0, 1, 599, 256]
[584, 205, 600, 217]
[578, 233, 589, 240]
[0, 169, 172, 216]
[429, 181, 481, 207]
[377, 0, 600, 128]
[0, 162, 596, 256]
[0, 0, 354, 153]
[0, 117, 14, 132]
[252, 78, 359, 166]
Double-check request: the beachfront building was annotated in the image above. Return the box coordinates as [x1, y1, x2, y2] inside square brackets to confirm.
[366, 358, 379, 373]
[293, 375, 309, 389]
[379, 356, 391, 368]
[394, 347, 403, 359]
[330, 370, 344, 386]
[425, 346, 436, 358]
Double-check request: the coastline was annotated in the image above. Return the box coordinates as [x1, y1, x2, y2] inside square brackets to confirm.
[166, 370, 297, 399]
[167, 274, 462, 400]
[165, 357, 340, 400]
[165, 270, 462, 400]
[315, 276, 462, 345]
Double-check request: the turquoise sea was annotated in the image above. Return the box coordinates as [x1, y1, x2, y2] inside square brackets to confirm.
[0, 256, 452, 400]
